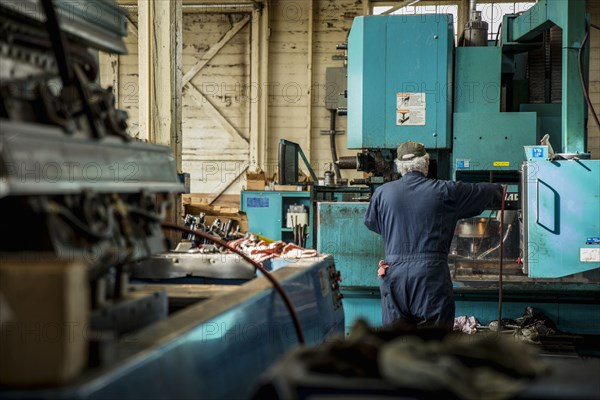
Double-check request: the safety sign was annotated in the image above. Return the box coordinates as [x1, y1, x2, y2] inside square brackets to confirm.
[396, 92, 426, 126]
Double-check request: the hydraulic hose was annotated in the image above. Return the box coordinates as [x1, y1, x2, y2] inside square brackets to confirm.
[497, 185, 507, 332]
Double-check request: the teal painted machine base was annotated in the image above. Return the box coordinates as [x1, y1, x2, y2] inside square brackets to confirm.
[454, 290, 600, 334]
[341, 289, 383, 333]
[341, 286, 600, 335]
[317, 201, 600, 336]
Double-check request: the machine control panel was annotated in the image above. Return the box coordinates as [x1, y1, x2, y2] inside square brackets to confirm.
[325, 264, 343, 310]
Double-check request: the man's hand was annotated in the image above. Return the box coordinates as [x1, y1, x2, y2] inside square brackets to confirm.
[378, 260, 389, 277]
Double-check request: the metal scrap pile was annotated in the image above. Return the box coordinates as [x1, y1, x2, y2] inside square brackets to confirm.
[490, 307, 558, 344]
[182, 213, 243, 246]
[455, 308, 558, 343]
[180, 214, 318, 262]
[228, 237, 318, 263]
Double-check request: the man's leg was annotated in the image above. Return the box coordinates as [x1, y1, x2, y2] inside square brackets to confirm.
[408, 260, 455, 329]
[380, 276, 400, 326]
[380, 264, 413, 327]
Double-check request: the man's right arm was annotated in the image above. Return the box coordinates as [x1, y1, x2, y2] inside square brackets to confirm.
[448, 181, 502, 219]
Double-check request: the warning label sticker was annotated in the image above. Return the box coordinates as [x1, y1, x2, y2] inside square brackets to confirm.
[581, 248, 600, 262]
[396, 92, 426, 126]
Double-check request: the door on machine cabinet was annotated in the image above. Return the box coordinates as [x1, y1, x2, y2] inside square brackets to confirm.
[524, 160, 600, 278]
[384, 16, 448, 150]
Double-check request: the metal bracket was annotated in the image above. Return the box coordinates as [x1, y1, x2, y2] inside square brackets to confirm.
[319, 130, 345, 136]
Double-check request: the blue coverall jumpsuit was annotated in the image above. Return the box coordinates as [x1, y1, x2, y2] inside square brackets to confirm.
[364, 171, 502, 329]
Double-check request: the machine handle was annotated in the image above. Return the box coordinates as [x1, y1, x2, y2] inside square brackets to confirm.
[535, 178, 539, 224]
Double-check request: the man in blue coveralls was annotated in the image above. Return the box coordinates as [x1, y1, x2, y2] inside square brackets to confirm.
[364, 141, 502, 329]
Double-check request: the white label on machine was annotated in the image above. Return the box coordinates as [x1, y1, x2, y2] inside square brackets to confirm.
[286, 212, 308, 228]
[580, 248, 600, 262]
[396, 92, 426, 126]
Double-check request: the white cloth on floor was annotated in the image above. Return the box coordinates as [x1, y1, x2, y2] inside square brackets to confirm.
[454, 315, 479, 334]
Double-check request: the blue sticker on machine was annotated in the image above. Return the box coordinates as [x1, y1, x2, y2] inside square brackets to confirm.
[456, 159, 470, 169]
[586, 237, 600, 245]
[247, 197, 269, 208]
[532, 147, 544, 158]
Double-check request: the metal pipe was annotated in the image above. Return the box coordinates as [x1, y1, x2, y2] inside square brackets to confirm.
[121, 4, 257, 10]
[182, 4, 255, 9]
[329, 109, 341, 179]
[469, 0, 477, 17]
[477, 223, 512, 259]
[381, 0, 420, 16]
[337, 156, 358, 170]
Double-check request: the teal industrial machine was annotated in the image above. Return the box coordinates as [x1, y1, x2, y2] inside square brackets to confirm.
[320, 0, 600, 334]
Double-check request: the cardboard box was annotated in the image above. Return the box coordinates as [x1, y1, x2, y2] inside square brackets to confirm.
[246, 169, 266, 191]
[181, 194, 240, 209]
[246, 180, 267, 191]
[0, 257, 89, 385]
[273, 184, 307, 192]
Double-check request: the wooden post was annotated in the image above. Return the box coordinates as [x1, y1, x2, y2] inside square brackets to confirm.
[306, 0, 314, 163]
[250, 2, 270, 171]
[138, 0, 182, 167]
[98, 53, 119, 108]
[137, 0, 152, 142]
[138, 0, 183, 242]
[457, 0, 469, 40]
[259, 1, 270, 171]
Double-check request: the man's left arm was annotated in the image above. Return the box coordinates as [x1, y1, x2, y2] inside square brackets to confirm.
[364, 192, 381, 234]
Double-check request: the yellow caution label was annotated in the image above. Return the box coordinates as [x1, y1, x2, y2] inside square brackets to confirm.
[493, 161, 510, 167]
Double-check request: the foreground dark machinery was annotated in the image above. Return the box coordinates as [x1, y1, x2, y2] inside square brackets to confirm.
[0, 0, 182, 338]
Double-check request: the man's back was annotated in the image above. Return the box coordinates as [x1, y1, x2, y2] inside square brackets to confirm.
[364, 172, 501, 258]
[363, 141, 502, 328]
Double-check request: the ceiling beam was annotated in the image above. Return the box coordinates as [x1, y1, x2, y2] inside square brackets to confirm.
[380, 0, 421, 16]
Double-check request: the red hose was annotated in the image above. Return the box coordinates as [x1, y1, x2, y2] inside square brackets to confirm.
[161, 223, 306, 345]
[497, 185, 507, 331]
